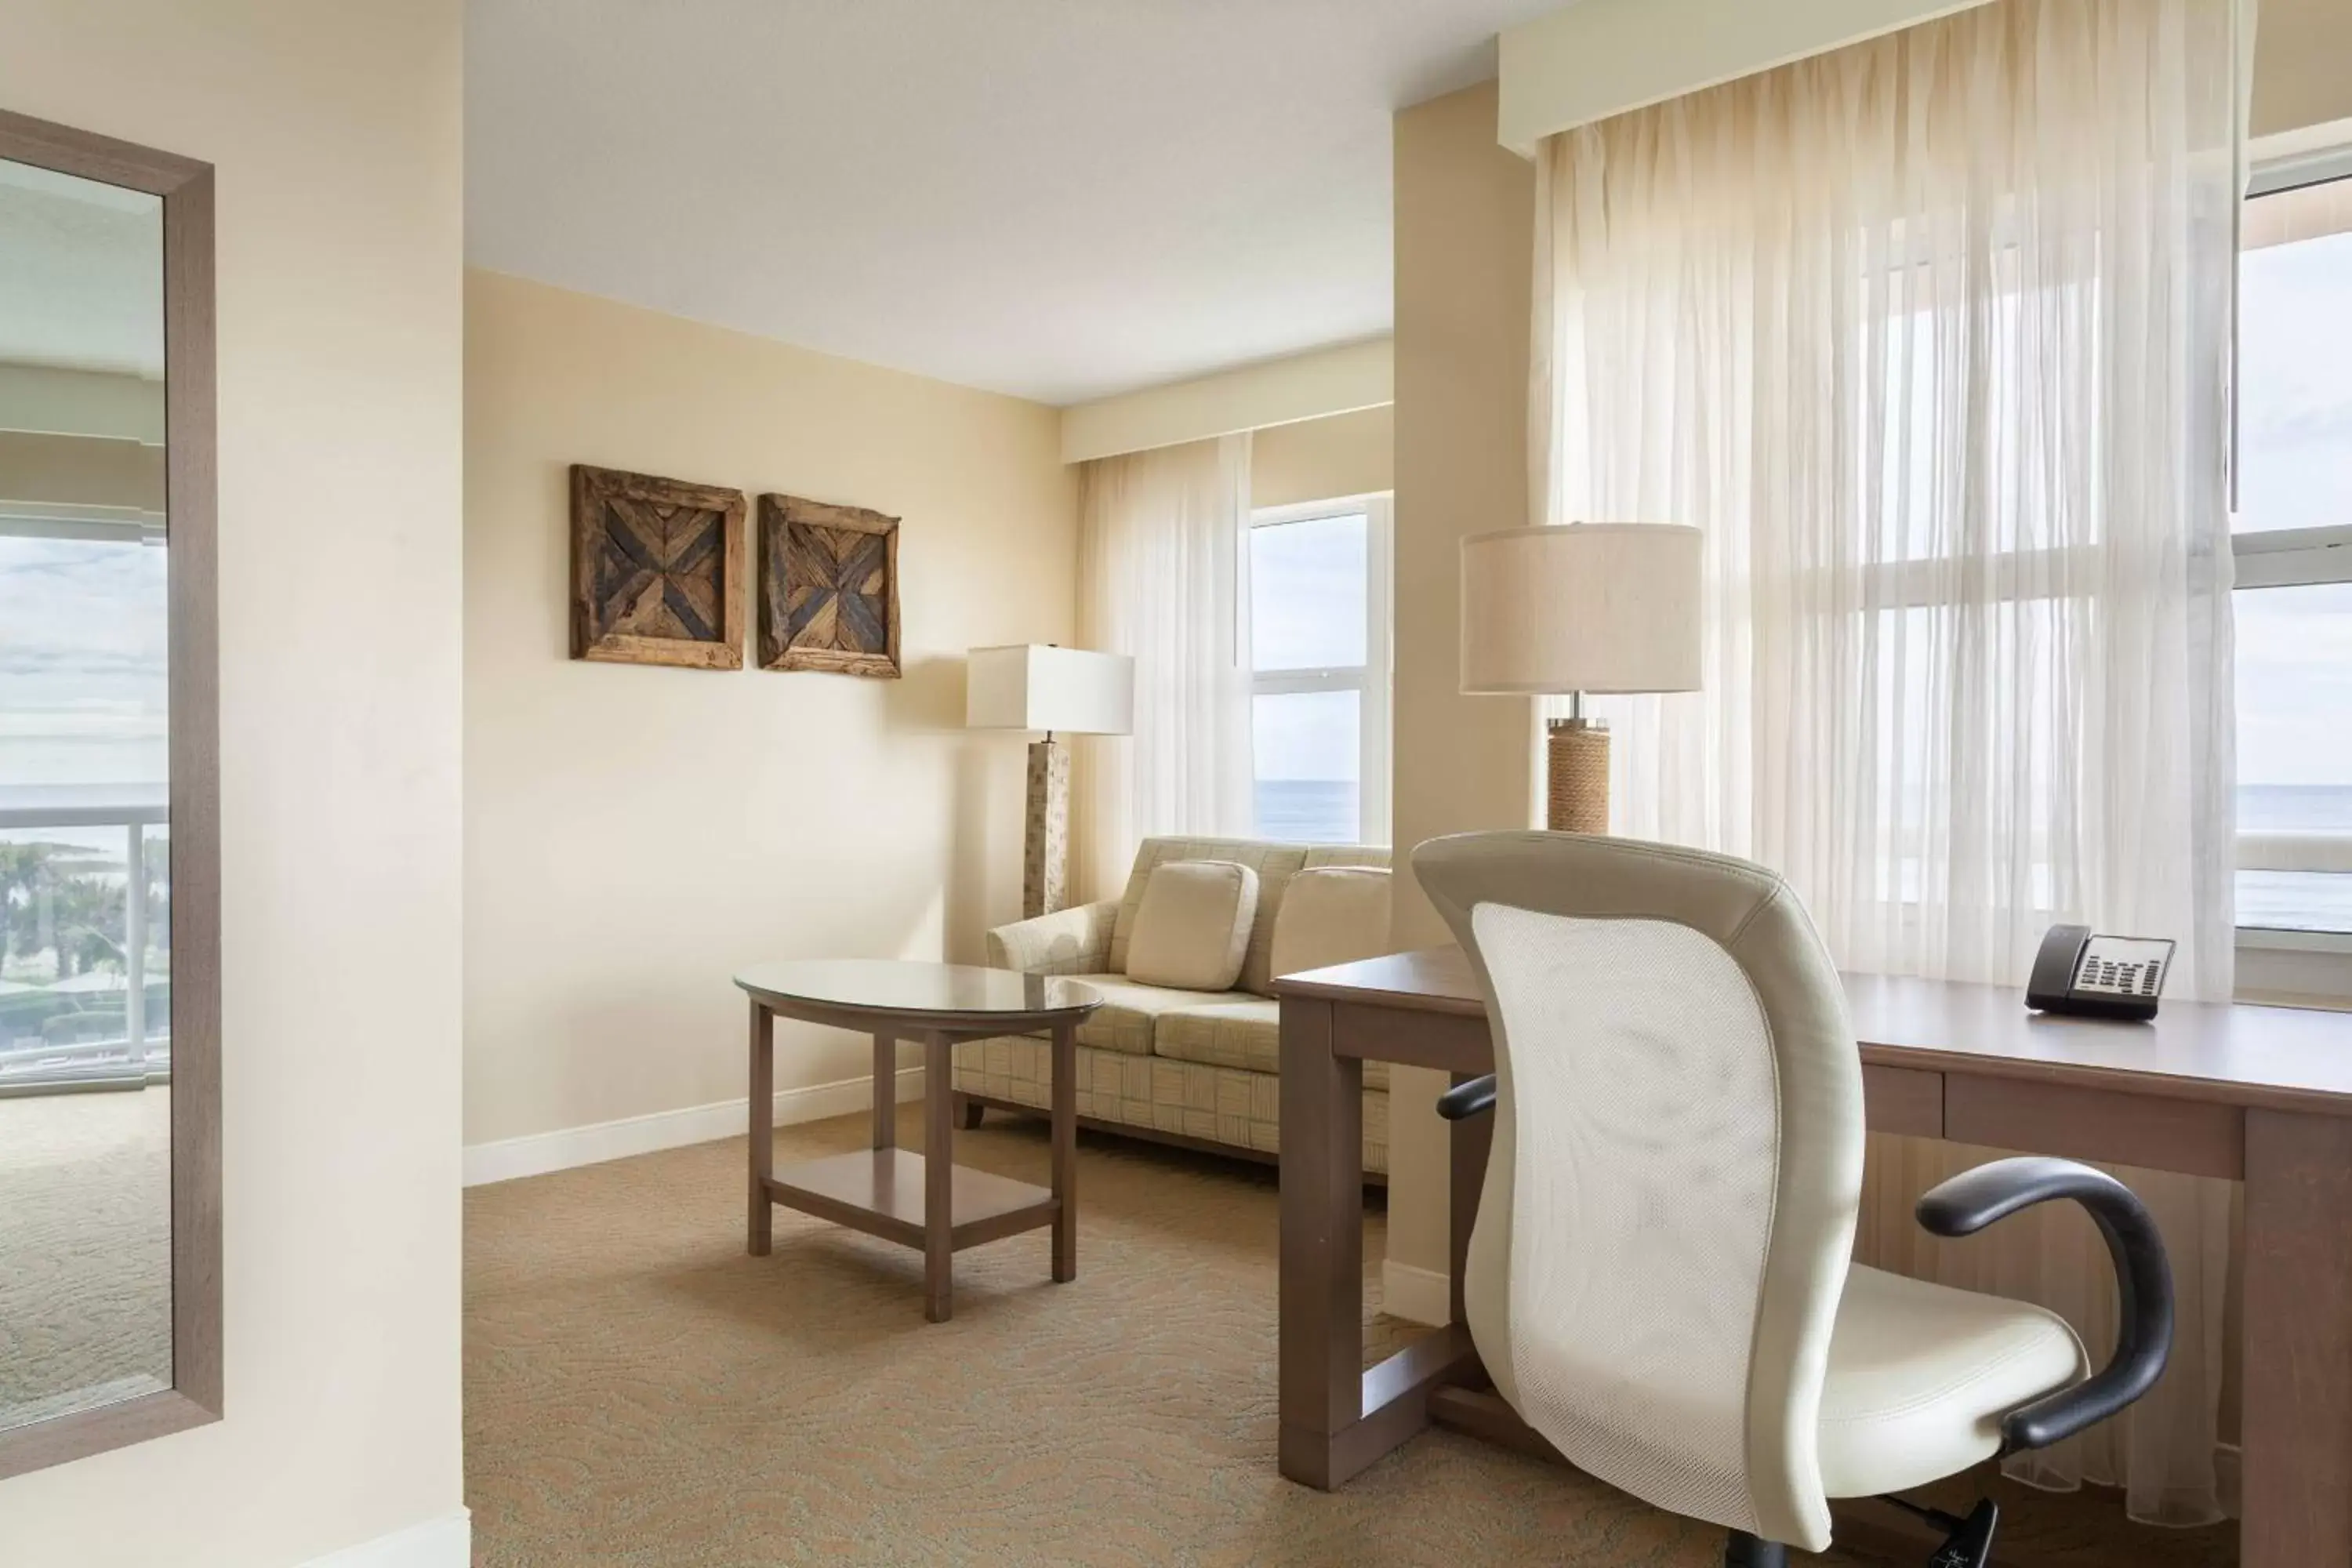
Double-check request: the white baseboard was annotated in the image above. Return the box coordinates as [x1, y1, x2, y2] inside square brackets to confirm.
[463, 1067, 925, 1187]
[1380, 1258, 1453, 1327]
[300, 1510, 470, 1568]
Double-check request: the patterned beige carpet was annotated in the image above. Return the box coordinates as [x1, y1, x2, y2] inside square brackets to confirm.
[0, 1087, 172, 1430]
[465, 1103, 2234, 1567]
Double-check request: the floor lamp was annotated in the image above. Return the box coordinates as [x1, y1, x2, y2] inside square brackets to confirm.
[1459, 524, 1703, 833]
[966, 644, 1135, 918]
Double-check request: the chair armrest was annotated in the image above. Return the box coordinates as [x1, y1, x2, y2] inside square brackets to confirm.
[1915, 1156, 2174, 1454]
[985, 899, 1120, 976]
[1436, 1073, 1496, 1120]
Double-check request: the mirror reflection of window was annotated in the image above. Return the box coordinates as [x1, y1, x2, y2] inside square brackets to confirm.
[0, 154, 173, 1432]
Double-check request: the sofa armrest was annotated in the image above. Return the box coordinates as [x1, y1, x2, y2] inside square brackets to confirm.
[986, 899, 1120, 975]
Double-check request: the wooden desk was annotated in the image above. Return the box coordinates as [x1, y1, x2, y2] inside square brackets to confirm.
[1274, 947, 2352, 1568]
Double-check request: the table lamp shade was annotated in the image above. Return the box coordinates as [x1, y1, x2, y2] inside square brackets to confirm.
[966, 644, 1134, 735]
[1460, 523, 1703, 836]
[1459, 523, 1703, 695]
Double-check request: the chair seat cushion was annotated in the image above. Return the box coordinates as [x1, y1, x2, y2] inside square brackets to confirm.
[1042, 975, 1235, 1056]
[1816, 1264, 2089, 1499]
[1151, 998, 1392, 1091]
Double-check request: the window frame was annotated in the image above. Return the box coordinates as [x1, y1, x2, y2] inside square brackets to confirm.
[2234, 138, 2352, 995]
[1246, 493, 1394, 846]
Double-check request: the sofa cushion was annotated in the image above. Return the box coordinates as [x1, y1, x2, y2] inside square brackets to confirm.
[1125, 861, 1259, 990]
[1051, 975, 1234, 1056]
[1153, 998, 1392, 1091]
[1270, 866, 1393, 982]
[1109, 837, 1392, 998]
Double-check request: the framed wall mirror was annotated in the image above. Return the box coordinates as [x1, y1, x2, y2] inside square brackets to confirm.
[0, 107, 218, 1480]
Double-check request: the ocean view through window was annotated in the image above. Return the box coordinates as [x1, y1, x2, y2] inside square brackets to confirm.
[1248, 496, 1392, 844]
[2237, 169, 2352, 937]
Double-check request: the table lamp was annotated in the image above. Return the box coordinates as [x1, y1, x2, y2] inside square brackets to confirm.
[1459, 523, 1703, 833]
[966, 644, 1135, 917]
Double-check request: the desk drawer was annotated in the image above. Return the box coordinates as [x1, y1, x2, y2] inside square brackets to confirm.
[1330, 1003, 1491, 1074]
[1944, 1076, 2245, 1179]
[1863, 1065, 1944, 1136]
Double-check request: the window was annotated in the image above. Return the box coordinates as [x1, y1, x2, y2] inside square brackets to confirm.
[1248, 496, 1392, 844]
[2237, 166, 2352, 942]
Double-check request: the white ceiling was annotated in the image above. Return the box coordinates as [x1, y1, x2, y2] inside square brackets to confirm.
[466, 0, 1563, 406]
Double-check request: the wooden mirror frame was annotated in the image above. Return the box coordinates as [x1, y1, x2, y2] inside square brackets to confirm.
[0, 107, 220, 1481]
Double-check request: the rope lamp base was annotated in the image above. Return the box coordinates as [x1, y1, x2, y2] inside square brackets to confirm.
[1546, 719, 1610, 834]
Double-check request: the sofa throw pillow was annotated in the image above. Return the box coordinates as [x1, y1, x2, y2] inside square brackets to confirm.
[1270, 866, 1393, 981]
[1124, 860, 1260, 992]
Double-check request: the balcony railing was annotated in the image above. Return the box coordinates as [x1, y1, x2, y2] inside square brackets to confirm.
[2238, 830, 2352, 937]
[0, 784, 169, 1094]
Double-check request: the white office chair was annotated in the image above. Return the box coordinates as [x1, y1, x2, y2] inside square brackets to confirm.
[1414, 832, 2172, 1568]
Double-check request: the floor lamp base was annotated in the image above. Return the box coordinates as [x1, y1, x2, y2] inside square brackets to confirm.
[1024, 737, 1071, 919]
[1546, 720, 1610, 834]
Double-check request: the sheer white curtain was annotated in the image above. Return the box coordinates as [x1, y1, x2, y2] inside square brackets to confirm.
[1531, 0, 2244, 1523]
[1072, 434, 1254, 901]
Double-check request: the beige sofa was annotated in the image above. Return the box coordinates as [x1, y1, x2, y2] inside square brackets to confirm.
[952, 836, 1395, 1173]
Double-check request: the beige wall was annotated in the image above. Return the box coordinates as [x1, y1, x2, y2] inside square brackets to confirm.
[1250, 405, 1394, 510]
[2252, 0, 2352, 139]
[464, 270, 1077, 1147]
[1059, 337, 1391, 464]
[0, 2, 466, 1565]
[1385, 82, 1541, 1283]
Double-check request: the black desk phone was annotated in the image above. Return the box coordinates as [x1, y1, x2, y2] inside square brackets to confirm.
[2025, 924, 2175, 1021]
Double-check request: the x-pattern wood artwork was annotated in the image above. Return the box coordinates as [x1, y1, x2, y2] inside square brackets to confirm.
[570, 465, 746, 670]
[759, 493, 902, 678]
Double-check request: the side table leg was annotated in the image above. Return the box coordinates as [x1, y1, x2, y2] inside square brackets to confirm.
[924, 1033, 953, 1323]
[873, 1033, 896, 1148]
[1051, 1017, 1077, 1283]
[747, 1000, 773, 1257]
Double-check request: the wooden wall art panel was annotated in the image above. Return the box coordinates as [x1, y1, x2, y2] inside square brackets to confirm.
[570, 463, 746, 669]
[758, 492, 902, 678]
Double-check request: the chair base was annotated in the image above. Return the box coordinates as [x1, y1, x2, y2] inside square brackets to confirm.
[1885, 1494, 1998, 1568]
[1725, 1497, 1995, 1568]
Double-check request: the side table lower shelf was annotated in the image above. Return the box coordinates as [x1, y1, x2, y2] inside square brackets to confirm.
[764, 1149, 1060, 1254]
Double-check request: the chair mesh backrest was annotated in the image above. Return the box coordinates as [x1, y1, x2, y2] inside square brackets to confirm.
[1414, 833, 1864, 1554]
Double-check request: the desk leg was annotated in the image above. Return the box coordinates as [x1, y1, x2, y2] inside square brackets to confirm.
[1279, 996, 1363, 1488]
[2243, 1109, 2352, 1568]
[747, 1000, 773, 1257]
[1449, 1071, 1492, 1334]
[1051, 1018, 1077, 1283]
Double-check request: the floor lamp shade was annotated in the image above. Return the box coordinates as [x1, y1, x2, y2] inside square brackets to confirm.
[1459, 524, 1703, 833]
[966, 645, 1134, 917]
[966, 644, 1135, 737]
